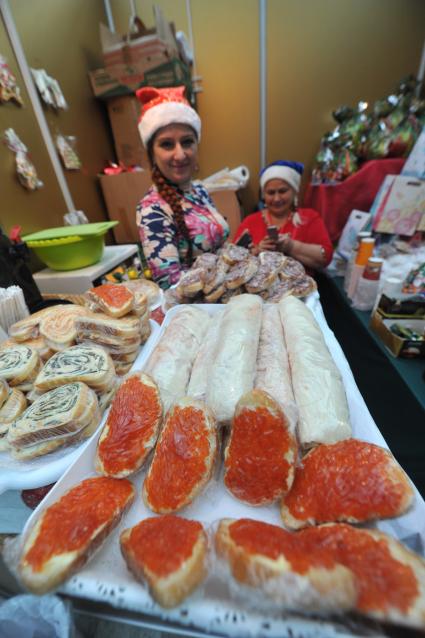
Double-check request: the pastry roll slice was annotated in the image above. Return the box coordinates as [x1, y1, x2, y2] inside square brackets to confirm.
[120, 515, 207, 608]
[206, 294, 263, 425]
[279, 296, 351, 448]
[224, 390, 297, 505]
[19, 476, 135, 594]
[281, 438, 414, 529]
[143, 397, 217, 513]
[96, 373, 163, 478]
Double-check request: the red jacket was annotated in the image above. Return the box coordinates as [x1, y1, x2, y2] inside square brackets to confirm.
[233, 208, 333, 266]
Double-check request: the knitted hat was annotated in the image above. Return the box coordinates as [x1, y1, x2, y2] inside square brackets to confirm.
[259, 160, 304, 194]
[136, 86, 201, 147]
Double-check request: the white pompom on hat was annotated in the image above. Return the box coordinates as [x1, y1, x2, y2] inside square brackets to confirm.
[259, 160, 304, 194]
[136, 85, 201, 147]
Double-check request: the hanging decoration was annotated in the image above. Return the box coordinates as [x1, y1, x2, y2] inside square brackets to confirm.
[0, 55, 23, 105]
[4, 128, 43, 191]
[30, 68, 67, 109]
[56, 134, 81, 170]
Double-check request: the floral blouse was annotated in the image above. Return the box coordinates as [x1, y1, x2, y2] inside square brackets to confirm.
[136, 181, 229, 289]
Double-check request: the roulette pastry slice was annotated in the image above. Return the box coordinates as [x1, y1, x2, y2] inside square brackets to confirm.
[75, 313, 141, 340]
[261, 278, 294, 302]
[298, 523, 425, 630]
[215, 518, 356, 612]
[39, 304, 89, 351]
[290, 275, 317, 298]
[279, 256, 306, 280]
[176, 268, 205, 297]
[8, 306, 55, 342]
[224, 257, 258, 290]
[224, 390, 297, 505]
[120, 515, 208, 608]
[143, 397, 217, 513]
[96, 375, 162, 479]
[7, 382, 96, 448]
[193, 252, 219, 270]
[245, 264, 278, 294]
[203, 266, 227, 296]
[18, 476, 135, 594]
[0, 387, 27, 450]
[258, 250, 286, 270]
[0, 345, 40, 386]
[203, 283, 225, 303]
[86, 283, 134, 318]
[34, 344, 115, 393]
[281, 439, 414, 529]
[221, 243, 250, 266]
[0, 378, 9, 408]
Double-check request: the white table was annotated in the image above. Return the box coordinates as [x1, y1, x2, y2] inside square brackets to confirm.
[33, 244, 138, 295]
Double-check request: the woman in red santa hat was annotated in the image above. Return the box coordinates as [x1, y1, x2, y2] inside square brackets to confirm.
[136, 86, 229, 289]
[234, 160, 333, 272]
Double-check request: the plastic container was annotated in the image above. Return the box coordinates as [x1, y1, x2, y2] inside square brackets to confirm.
[355, 237, 375, 266]
[22, 222, 118, 271]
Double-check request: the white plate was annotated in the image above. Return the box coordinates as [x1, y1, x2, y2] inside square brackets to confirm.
[18, 298, 425, 638]
[0, 320, 161, 494]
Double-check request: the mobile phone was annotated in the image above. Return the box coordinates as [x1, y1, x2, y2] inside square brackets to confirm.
[267, 225, 279, 242]
[235, 230, 253, 248]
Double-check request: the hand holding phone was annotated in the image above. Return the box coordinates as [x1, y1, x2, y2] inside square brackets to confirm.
[267, 225, 279, 242]
[235, 230, 253, 248]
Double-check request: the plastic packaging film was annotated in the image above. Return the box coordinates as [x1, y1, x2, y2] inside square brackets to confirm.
[279, 296, 351, 448]
[187, 319, 221, 401]
[206, 295, 263, 424]
[144, 306, 210, 414]
[254, 305, 298, 432]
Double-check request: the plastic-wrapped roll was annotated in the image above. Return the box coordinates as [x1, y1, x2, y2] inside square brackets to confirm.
[279, 296, 351, 448]
[187, 319, 220, 402]
[255, 305, 298, 432]
[144, 306, 209, 414]
[206, 294, 263, 425]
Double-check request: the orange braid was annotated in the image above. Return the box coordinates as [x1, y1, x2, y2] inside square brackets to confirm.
[151, 165, 193, 266]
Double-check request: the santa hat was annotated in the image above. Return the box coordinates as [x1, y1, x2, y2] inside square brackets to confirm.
[259, 160, 304, 194]
[136, 86, 201, 147]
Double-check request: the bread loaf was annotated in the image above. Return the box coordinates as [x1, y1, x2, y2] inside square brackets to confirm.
[224, 390, 297, 505]
[281, 439, 414, 529]
[120, 515, 207, 608]
[19, 476, 135, 593]
[96, 373, 162, 478]
[143, 397, 217, 513]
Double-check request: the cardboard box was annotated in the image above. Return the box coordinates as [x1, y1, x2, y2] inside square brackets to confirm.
[98, 171, 152, 244]
[106, 95, 148, 167]
[88, 57, 192, 100]
[370, 311, 425, 358]
[209, 190, 242, 239]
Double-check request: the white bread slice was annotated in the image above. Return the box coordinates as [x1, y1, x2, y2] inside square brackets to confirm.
[143, 397, 217, 513]
[7, 382, 94, 447]
[39, 304, 90, 351]
[297, 523, 425, 629]
[224, 389, 297, 506]
[96, 373, 162, 478]
[0, 388, 27, 430]
[19, 476, 135, 594]
[0, 345, 40, 386]
[120, 515, 207, 608]
[34, 345, 115, 392]
[280, 438, 414, 529]
[215, 518, 356, 613]
[86, 284, 135, 318]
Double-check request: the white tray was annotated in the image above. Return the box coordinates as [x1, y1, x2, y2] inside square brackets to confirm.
[0, 320, 160, 494]
[19, 296, 425, 638]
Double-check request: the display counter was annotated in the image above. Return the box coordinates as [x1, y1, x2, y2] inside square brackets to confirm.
[317, 272, 425, 496]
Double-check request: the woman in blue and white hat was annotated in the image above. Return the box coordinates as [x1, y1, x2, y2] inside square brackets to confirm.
[233, 160, 333, 271]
